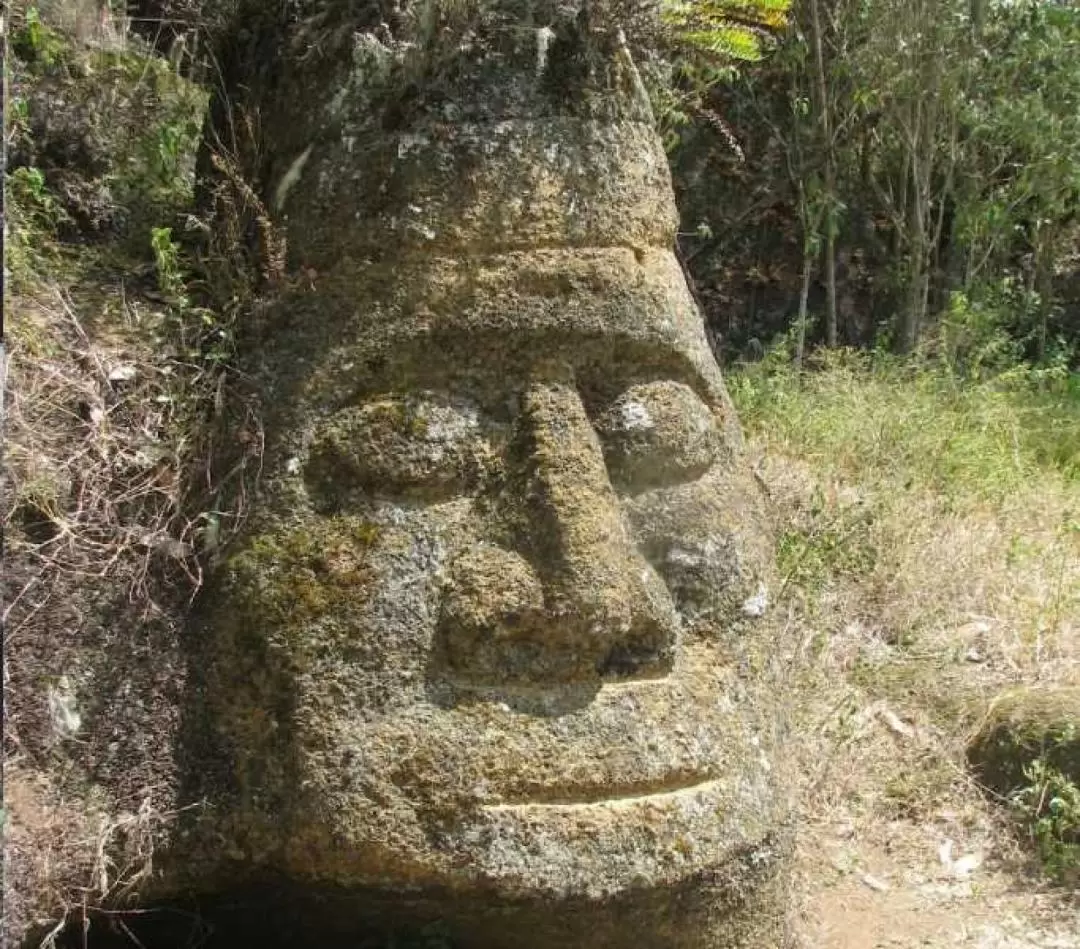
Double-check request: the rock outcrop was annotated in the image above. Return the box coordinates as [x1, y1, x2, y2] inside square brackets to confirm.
[969, 686, 1080, 797]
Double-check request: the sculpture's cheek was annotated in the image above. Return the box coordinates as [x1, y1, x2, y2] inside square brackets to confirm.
[214, 513, 455, 721]
[622, 470, 774, 633]
[657, 534, 750, 624]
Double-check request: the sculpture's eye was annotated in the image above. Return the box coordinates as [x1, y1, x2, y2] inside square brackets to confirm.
[595, 381, 722, 493]
[305, 395, 493, 503]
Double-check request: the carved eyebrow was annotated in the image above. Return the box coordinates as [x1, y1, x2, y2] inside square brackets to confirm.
[619, 357, 719, 407]
[349, 327, 720, 399]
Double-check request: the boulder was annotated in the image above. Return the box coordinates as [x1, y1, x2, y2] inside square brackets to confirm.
[968, 686, 1080, 797]
[154, 2, 796, 947]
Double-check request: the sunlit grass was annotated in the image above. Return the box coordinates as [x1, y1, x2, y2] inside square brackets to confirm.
[729, 349, 1080, 503]
[728, 349, 1079, 846]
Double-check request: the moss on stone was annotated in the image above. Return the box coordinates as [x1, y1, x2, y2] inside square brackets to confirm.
[224, 517, 382, 627]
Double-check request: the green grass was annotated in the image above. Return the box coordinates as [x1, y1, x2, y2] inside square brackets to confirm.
[727, 346, 1080, 648]
[729, 349, 1080, 502]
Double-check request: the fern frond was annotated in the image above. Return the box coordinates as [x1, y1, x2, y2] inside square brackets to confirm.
[661, 0, 791, 62]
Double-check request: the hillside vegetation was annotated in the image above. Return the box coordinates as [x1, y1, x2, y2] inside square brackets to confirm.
[729, 351, 1079, 939]
[2, 2, 1078, 947]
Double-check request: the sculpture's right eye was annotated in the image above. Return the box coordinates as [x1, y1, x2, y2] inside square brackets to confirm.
[595, 381, 724, 493]
[304, 395, 493, 503]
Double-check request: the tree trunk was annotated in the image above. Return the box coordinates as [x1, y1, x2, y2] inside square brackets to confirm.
[824, 227, 838, 346]
[795, 243, 813, 376]
[1034, 227, 1054, 364]
[897, 84, 937, 355]
[809, 0, 838, 347]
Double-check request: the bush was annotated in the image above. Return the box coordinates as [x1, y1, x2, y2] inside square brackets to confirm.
[1011, 758, 1080, 882]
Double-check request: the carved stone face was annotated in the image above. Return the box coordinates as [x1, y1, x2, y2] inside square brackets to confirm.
[196, 248, 782, 906]
[184, 12, 789, 945]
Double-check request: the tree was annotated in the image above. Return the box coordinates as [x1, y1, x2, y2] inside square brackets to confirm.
[954, 0, 1080, 360]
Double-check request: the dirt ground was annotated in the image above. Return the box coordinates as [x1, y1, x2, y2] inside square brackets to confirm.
[794, 760, 1078, 948]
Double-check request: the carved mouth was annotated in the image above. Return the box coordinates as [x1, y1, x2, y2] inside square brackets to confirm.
[486, 774, 718, 809]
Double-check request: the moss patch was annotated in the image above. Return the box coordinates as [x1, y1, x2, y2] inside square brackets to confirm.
[224, 517, 383, 628]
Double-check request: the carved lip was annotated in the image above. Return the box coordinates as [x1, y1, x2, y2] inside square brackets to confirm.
[485, 775, 719, 810]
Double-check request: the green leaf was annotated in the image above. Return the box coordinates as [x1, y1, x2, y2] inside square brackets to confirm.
[662, 0, 792, 63]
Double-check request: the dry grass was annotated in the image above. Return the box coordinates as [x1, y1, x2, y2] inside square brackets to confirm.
[730, 352, 1080, 945]
[1, 10, 280, 935]
[3, 60, 266, 939]
[3, 279, 260, 636]
[2, 266, 264, 944]
[4, 767, 202, 948]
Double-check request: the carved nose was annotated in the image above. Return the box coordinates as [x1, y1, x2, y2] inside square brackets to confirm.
[439, 378, 679, 682]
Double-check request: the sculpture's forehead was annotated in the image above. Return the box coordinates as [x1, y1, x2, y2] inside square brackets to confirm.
[305, 247, 724, 403]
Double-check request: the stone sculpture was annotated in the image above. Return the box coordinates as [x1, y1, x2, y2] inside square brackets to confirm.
[173, 4, 793, 946]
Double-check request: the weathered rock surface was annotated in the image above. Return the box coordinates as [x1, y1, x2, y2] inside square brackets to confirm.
[157, 2, 795, 946]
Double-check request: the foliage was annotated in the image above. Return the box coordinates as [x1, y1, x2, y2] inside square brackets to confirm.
[676, 0, 1080, 363]
[151, 226, 186, 301]
[1011, 758, 1080, 882]
[6, 166, 70, 285]
[729, 344, 1080, 501]
[8, 165, 68, 231]
[149, 224, 240, 372]
[151, 118, 195, 183]
[730, 340, 1079, 880]
[938, 285, 1033, 380]
[732, 345, 1078, 661]
[11, 6, 70, 67]
[958, 3, 1080, 258]
[653, 0, 790, 149]
[101, 51, 209, 222]
[7, 5, 209, 257]
[776, 486, 877, 601]
[661, 0, 791, 62]
[3, 14, 269, 934]
[733, 347, 1079, 850]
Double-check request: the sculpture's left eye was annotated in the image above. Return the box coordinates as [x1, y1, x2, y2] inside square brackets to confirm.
[304, 395, 493, 504]
[596, 381, 723, 493]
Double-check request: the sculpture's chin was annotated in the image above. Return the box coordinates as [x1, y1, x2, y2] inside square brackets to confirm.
[142, 827, 792, 949]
